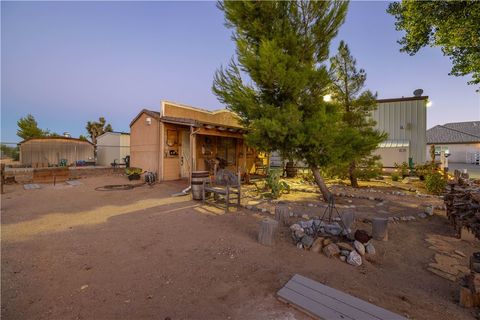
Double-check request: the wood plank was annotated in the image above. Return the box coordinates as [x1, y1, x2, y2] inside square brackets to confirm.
[285, 280, 378, 320]
[277, 274, 406, 320]
[278, 287, 352, 320]
[291, 275, 405, 320]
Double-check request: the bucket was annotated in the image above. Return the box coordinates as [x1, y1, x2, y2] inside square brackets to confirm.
[191, 171, 209, 200]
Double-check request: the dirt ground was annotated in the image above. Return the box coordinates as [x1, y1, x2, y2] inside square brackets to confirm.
[1, 176, 479, 319]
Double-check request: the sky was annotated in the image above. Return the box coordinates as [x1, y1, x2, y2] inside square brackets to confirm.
[2, 1, 479, 143]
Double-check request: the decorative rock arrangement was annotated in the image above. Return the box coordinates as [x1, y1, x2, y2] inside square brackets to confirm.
[460, 252, 480, 308]
[289, 220, 376, 267]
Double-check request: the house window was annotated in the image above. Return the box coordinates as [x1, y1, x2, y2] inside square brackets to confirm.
[217, 137, 237, 166]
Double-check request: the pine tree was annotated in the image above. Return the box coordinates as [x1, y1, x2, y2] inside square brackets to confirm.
[213, 1, 349, 200]
[16, 114, 48, 140]
[328, 41, 386, 187]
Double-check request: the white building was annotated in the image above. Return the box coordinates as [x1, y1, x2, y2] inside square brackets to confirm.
[96, 132, 130, 166]
[427, 121, 480, 164]
[372, 96, 428, 167]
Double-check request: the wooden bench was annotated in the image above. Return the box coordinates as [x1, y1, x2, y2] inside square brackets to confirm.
[278, 274, 406, 320]
[202, 170, 241, 213]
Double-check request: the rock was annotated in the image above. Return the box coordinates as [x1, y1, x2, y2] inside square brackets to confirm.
[454, 250, 466, 258]
[347, 250, 362, 266]
[418, 213, 427, 219]
[322, 238, 332, 246]
[324, 223, 342, 236]
[246, 205, 253, 210]
[301, 214, 309, 220]
[340, 250, 350, 256]
[294, 229, 305, 240]
[337, 242, 354, 251]
[311, 239, 323, 253]
[366, 243, 376, 255]
[354, 240, 366, 256]
[340, 256, 347, 262]
[296, 243, 303, 249]
[323, 243, 340, 258]
[301, 235, 314, 248]
[299, 220, 314, 229]
[425, 205, 434, 216]
[307, 203, 314, 207]
[368, 197, 375, 201]
[354, 229, 372, 244]
[81, 285, 89, 290]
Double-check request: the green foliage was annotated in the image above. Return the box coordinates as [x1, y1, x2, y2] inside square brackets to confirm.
[322, 155, 382, 181]
[328, 41, 387, 187]
[394, 161, 410, 178]
[299, 170, 315, 183]
[264, 169, 290, 199]
[125, 167, 142, 176]
[86, 117, 113, 145]
[429, 144, 436, 163]
[387, 1, 480, 89]
[16, 114, 48, 140]
[0, 144, 19, 161]
[391, 172, 400, 182]
[425, 172, 447, 195]
[213, 1, 349, 199]
[78, 135, 89, 141]
[414, 162, 437, 180]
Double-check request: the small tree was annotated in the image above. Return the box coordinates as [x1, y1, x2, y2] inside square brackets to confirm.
[16, 114, 48, 140]
[213, 1, 349, 201]
[85, 117, 113, 145]
[387, 1, 480, 89]
[328, 41, 386, 187]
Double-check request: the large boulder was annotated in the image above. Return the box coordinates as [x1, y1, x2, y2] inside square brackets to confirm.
[323, 243, 340, 258]
[354, 240, 366, 256]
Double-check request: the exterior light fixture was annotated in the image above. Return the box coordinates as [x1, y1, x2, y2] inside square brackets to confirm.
[426, 100, 433, 108]
[323, 94, 332, 102]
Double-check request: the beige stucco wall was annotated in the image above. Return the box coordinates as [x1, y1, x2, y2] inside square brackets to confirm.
[373, 147, 409, 168]
[130, 113, 161, 174]
[372, 99, 427, 165]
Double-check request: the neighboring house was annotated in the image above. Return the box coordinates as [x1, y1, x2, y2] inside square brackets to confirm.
[372, 96, 428, 167]
[427, 121, 480, 164]
[271, 94, 428, 168]
[96, 132, 130, 166]
[129, 100, 260, 181]
[19, 137, 95, 167]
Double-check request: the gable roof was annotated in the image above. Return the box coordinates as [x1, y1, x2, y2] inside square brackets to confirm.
[427, 121, 480, 144]
[19, 136, 94, 146]
[129, 109, 161, 127]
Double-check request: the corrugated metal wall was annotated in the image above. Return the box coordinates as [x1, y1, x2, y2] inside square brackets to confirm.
[372, 99, 427, 164]
[20, 139, 95, 166]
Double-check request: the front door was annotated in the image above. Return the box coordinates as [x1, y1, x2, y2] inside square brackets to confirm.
[180, 130, 190, 178]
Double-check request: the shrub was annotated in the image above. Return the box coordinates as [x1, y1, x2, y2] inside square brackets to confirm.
[425, 172, 447, 195]
[125, 167, 142, 176]
[394, 161, 410, 178]
[391, 172, 400, 181]
[414, 162, 437, 180]
[265, 169, 290, 198]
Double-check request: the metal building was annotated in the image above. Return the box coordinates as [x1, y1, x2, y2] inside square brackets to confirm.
[372, 96, 428, 167]
[96, 132, 130, 166]
[19, 137, 95, 167]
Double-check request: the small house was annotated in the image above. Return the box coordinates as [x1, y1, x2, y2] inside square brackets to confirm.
[96, 132, 130, 166]
[130, 100, 261, 181]
[427, 121, 480, 164]
[19, 137, 95, 167]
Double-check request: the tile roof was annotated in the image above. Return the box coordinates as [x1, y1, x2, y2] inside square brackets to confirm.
[427, 121, 480, 144]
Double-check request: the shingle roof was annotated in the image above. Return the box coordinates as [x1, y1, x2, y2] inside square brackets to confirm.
[427, 121, 480, 144]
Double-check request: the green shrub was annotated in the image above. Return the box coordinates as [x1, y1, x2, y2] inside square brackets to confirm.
[391, 172, 400, 181]
[125, 167, 142, 175]
[265, 169, 290, 198]
[414, 162, 437, 180]
[394, 161, 410, 178]
[425, 172, 447, 195]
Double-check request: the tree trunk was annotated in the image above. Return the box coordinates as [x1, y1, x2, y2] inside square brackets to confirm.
[349, 161, 358, 188]
[311, 166, 331, 201]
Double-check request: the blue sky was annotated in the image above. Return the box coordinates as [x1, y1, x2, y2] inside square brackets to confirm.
[2, 1, 479, 143]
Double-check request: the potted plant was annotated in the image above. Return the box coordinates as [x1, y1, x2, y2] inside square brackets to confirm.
[125, 167, 142, 181]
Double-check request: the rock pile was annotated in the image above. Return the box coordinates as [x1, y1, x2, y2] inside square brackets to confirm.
[289, 221, 376, 267]
[460, 252, 480, 308]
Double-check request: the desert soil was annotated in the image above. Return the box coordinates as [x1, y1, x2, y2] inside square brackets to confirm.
[1, 175, 479, 319]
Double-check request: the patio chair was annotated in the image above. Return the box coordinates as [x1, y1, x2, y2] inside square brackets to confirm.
[202, 169, 241, 213]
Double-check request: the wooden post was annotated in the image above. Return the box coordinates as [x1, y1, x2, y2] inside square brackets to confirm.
[1, 163, 5, 194]
[372, 218, 388, 241]
[275, 205, 290, 226]
[258, 218, 279, 246]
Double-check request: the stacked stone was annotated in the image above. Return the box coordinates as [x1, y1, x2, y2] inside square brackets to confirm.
[460, 252, 480, 308]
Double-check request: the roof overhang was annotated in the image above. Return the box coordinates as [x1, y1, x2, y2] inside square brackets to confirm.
[378, 140, 410, 148]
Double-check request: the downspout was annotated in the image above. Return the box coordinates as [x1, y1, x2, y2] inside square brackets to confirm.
[189, 126, 201, 185]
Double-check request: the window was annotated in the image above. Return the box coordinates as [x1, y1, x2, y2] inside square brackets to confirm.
[217, 137, 237, 166]
[434, 146, 449, 155]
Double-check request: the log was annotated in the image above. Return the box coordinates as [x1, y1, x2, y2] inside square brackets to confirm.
[258, 218, 279, 246]
[275, 205, 290, 226]
[372, 218, 388, 241]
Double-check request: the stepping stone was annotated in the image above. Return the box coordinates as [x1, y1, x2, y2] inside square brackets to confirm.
[66, 180, 82, 186]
